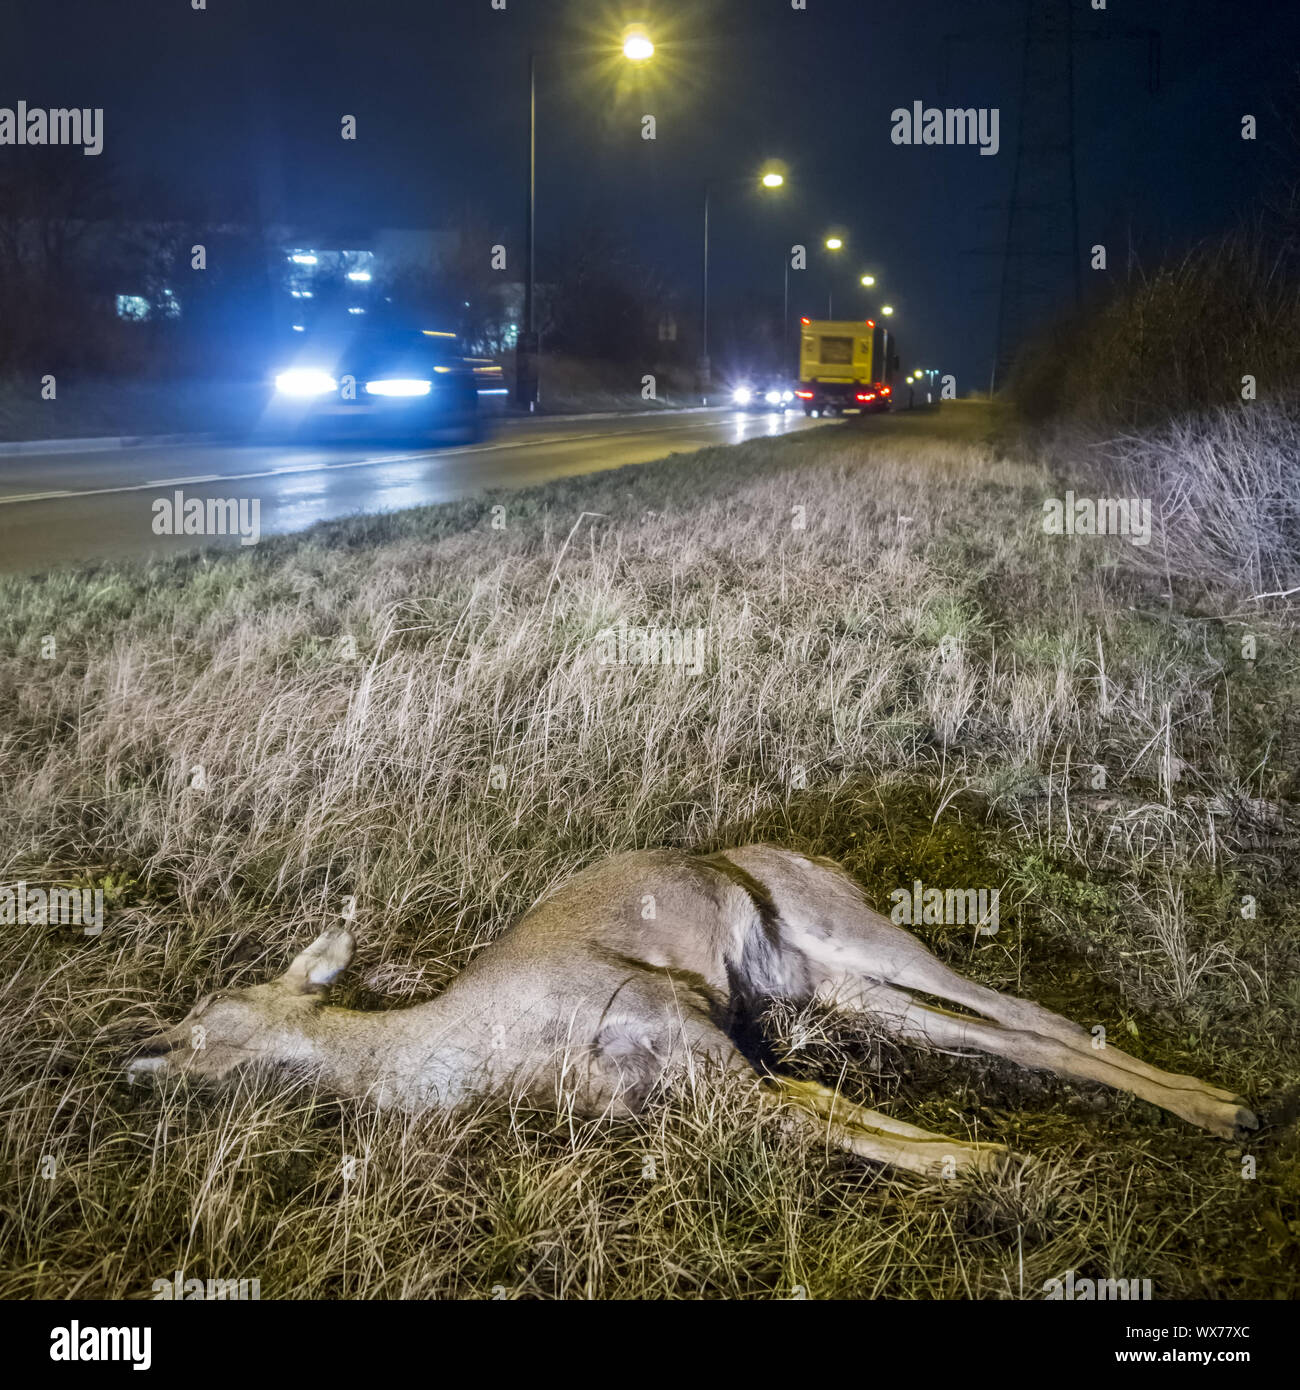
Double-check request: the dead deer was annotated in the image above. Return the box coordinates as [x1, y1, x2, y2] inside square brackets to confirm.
[127, 845, 1257, 1177]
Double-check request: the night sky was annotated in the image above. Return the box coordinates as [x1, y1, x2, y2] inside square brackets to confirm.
[4, 0, 1297, 387]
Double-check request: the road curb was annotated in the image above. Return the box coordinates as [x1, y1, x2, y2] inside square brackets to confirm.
[0, 432, 220, 458]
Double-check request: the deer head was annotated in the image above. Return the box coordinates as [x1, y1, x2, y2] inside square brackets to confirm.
[126, 928, 355, 1085]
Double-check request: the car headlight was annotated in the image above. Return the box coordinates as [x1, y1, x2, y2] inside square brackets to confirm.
[364, 378, 433, 397]
[781, 390, 793, 402]
[733, 387, 752, 404]
[274, 368, 337, 397]
[764, 389, 782, 405]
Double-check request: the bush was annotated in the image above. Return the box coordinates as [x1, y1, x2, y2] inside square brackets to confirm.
[1008, 226, 1300, 431]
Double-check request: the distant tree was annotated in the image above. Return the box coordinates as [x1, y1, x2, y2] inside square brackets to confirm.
[0, 150, 122, 373]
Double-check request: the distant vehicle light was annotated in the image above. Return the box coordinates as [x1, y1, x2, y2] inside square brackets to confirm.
[794, 390, 814, 399]
[881, 385, 891, 394]
[347, 270, 372, 282]
[365, 378, 433, 397]
[781, 390, 793, 402]
[856, 392, 875, 402]
[733, 387, 753, 404]
[764, 389, 782, 405]
[276, 368, 336, 396]
[800, 316, 810, 325]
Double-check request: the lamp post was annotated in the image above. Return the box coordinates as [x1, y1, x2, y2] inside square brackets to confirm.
[823, 235, 843, 316]
[516, 27, 654, 412]
[879, 304, 894, 385]
[517, 47, 538, 411]
[700, 165, 785, 404]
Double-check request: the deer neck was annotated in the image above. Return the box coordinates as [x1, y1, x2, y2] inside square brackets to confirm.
[298, 992, 492, 1111]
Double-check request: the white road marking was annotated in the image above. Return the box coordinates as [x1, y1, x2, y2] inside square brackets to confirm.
[0, 416, 814, 509]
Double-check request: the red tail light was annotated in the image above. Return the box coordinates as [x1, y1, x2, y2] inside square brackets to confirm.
[881, 386, 891, 395]
[865, 319, 875, 328]
[856, 392, 875, 402]
[794, 390, 814, 399]
[800, 316, 810, 325]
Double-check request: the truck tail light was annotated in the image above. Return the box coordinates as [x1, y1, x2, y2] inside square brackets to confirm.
[794, 390, 814, 399]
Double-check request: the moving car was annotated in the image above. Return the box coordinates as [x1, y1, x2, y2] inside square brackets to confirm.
[261, 324, 482, 443]
[731, 379, 796, 412]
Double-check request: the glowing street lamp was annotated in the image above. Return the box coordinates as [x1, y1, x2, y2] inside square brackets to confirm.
[518, 28, 654, 409]
[824, 236, 844, 251]
[622, 27, 654, 62]
[702, 163, 786, 402]
[860, 274, 875, 287]
[882, 304, 894, 315]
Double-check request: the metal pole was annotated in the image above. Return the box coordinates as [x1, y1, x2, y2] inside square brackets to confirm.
[783, 254, 789, 371]
[700, 185, 710, 405]
[882, 326, 889, 384]
[516, 48, 538, 411]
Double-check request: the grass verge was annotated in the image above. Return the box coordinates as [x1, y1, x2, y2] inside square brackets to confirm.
[1, 403, 1297, 1299]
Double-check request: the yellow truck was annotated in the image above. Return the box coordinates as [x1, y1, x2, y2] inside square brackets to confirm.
[794, 317, 892, 415]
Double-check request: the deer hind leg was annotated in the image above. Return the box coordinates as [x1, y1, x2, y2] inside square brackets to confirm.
[820, 973, 1257, 1140]
[874, 947, 1243, 1105]
[762, 1076, 1012, 1179]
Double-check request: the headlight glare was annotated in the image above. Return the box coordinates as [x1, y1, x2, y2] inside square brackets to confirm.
[365, 378, 433, 397]
[275, 368, 337, 397]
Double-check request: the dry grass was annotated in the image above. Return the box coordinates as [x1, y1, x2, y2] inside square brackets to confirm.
[1, 403, 1297, 1299]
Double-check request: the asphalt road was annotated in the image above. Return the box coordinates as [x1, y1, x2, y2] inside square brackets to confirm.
[0, 408, 828, 575]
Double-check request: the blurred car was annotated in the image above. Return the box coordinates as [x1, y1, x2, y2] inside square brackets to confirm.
[731, 380, 796, 412]
[260, 325, 483, 443]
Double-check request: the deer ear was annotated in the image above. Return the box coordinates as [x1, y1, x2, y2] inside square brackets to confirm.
[281, 929, 355, 995]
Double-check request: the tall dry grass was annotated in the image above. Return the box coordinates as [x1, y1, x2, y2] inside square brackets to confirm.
[1, 405, 1296, 1299]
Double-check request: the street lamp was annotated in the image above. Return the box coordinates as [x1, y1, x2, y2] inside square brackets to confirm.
[701, 164, 786, 403]
[822, 234, 844, 315]
[622, 26, 654, 61]
[517, 30, 654, 410]
[878, 307, 894, 385]
[860, 274, 875, 287]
